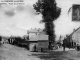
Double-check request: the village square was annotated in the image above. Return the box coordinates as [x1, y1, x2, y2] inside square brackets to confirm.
[1, 0, 80, 60]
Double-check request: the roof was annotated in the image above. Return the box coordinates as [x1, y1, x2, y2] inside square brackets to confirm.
[70, 27, 80, 42]
[70, 27, 80, 36]
[27, 28, 43, 33]
[29, 35, 49, 41]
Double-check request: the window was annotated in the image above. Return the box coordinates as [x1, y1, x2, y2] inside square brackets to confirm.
[72, 4, 80, 21]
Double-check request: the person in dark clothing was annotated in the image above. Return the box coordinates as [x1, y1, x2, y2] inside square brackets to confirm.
[63, 45, 65, 51]
[8, 39, 10, 44]
[63, 44, 65, 51]
[77, 44, 80, 51]
[63, 38, 66, 51]
[0, 36, 2, 41]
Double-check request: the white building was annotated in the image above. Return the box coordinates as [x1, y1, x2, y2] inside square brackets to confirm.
[27, 28, 46, 40]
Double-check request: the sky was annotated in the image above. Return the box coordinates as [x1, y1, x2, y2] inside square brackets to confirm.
[54, 0, 80, 40]
[0, 0, 44, 37]
[0, 0, 80, 40]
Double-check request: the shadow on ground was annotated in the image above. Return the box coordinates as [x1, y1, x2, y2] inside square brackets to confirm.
[32, 51, 68, 60]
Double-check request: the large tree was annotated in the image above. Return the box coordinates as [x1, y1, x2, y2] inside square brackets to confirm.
[33, 0, 61, 49]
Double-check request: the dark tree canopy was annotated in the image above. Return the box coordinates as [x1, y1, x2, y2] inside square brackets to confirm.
[33, 0, 61, 22]
[44, 22, 55, 42]
[33, 0, 61, 43]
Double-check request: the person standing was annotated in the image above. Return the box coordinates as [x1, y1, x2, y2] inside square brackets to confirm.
[63, 38, 66, 51]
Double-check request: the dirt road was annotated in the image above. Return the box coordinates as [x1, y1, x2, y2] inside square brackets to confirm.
[32, 48, 80, 60]
[0, 44, 41, 60]
[0, 44, 80, 60]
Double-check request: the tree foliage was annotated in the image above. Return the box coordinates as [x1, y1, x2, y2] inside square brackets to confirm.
[33, 0, 61, 22]
[33, 0, 61, 43]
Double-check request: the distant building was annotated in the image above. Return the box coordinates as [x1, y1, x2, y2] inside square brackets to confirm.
[62, 27, 80, 48]
[1, 36, 9, 44]
[70, 27, 80, 45]
[22, 35, 28, 40]
[27, 28, 49, 52]
[27, 28, 46, 40]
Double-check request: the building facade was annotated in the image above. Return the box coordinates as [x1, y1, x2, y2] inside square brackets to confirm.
[71, 27, 80, 45]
